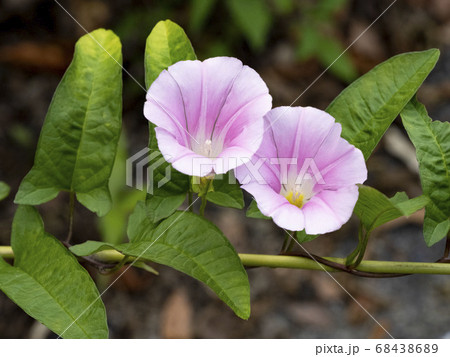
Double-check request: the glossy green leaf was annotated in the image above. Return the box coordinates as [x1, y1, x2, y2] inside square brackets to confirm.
[246, 200, 270, 220]
[226, 0, 272, 51]
[400, 98, 450, 246]
[327, 49, 439, 160]
[14, 29, 123, 216]
[0, 206, 108, 338]
[147, 195, 186, 222]
[207, 172, 244, 209]
[0, 181, 10, 201]
[69, 241, 115, 257]
[144, 19, 196, 89]
[354, 185, 429, 232]
[73, 206, 250, 319]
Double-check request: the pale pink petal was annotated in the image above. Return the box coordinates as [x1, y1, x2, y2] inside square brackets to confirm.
[145, 65, 194, 134]
[263, 106, 335, 161]
[317, 146, 367, 190]
[271, 203, 305, 231]
[146, 60, 202, 134]
[194, 57, 246, 137]
[242, 182, 305, 230]
[155, 128, 215, 177]
[143, 99, 188, 146]
[214, 65, 272, 145]
[235, 153, 280, 192]
[144, 57, 272, 177]
[237, 105, 367, 234]
[312, 125, 367, 189]
[221, 120, 264, 162]
[302, 185, 360, 234]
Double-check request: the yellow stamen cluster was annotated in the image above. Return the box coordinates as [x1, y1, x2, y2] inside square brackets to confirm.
[285, 191, 305, 208]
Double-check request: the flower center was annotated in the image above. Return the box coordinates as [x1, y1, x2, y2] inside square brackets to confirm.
[285, 191, 305, 208]
[191, 136, 224, 158]
[203, 139, 213, 156]
[280, 175, 315, 209]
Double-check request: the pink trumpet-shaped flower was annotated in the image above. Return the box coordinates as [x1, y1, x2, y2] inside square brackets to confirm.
[235, 106, 367, 234]
[144, 57, 272, 177]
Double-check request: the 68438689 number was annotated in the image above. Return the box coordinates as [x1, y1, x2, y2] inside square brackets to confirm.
[375, 344, 438, 354]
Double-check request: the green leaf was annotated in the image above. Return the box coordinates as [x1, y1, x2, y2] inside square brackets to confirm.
[14, 29, 123, 216]
[226, 0, 272, 51]
[144, 20, 195, 200]
[354, 185, 429, 232]
[207, 172, 244, 209]
[327, 49, 440, 160]
[147, 195, 186, 221]
[69, 241, 114, 257]
[400, 98, 450, 246]
[0, 181, 10, 201]
[0, 206, 108, 338]
[144, 19, 196, 89]
[246, 200, 270, 220]
[296, 230, 319, 244]
[74, 210, 251, 319]
[428, 220, 450, 247]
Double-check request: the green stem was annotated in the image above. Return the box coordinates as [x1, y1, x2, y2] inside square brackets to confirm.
[280, 231, 295, 253]
[240, 254, 450, 275]
[199, 196, 207, 216]
[1, 246, 450, 275]
[104, 255, 130, 274]
[65, 192, 75, 244]
[0, 246, 14, 260]
[286, 232, 296, 252]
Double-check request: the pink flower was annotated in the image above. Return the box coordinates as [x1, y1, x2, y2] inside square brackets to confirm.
[144, 57, 272, 177]
[235, 106, 367, 234]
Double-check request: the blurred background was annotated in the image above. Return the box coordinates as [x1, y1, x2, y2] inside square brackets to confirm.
[1, 0, 450, 338]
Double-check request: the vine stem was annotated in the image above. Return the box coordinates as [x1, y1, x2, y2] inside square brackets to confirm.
[65, 192, 75, 244]
[1, 246, 450, 275]
[199, 196, 207, 216]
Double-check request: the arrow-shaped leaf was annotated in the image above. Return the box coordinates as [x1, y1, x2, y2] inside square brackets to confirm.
[15, 29, 123, 216]
[327, 49, 439, 160]
[0, 206, 108, 338]
[72, 202, 251, 319]
[401, 98, 450, 246]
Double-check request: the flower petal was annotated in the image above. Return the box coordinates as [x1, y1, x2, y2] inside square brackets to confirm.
[213, 65, 272, 145]
[241, 182, 305, 230]
[302, 185, 360, 234]
[155, 128, 215, 177]
[235, 153, 280, 192]
[144, 57, 272, 177]
[145, 61, 202, 136]
[313, 127, 367, 189]
[263, 106, 336, 161]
